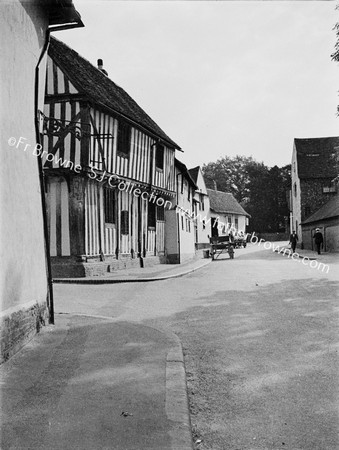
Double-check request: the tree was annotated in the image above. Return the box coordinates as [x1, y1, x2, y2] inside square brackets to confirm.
[202, 155, 291, 233]
[202, 155, 263, 203]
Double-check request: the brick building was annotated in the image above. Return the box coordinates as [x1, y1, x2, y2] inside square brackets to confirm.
[291, 137, 339, 246]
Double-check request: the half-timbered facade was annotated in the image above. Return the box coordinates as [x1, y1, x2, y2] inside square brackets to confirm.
[43, 37, 180, 276]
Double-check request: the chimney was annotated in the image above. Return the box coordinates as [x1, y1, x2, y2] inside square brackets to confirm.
[97, 58, 108, 76]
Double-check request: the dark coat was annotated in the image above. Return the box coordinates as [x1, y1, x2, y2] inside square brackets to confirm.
[313, 231, 323, 245]
[289, 233, 298, 244]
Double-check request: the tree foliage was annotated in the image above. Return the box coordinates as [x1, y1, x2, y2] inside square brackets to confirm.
[202, 155, 291, 233]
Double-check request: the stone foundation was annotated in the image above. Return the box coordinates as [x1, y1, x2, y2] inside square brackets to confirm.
[51, 254, 164, 278]
[0, 301, 48, 364]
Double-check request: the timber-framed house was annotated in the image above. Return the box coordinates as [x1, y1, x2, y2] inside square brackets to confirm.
[42, 37, 180, 277]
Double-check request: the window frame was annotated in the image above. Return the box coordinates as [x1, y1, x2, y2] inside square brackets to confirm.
[104, 187, 115, 225]
[117, 121, 131, 158]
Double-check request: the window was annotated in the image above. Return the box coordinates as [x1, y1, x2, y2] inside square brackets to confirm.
[294, 182, 297, 197]
[181, 215, 184, 230]
[148, 202, 156, 228]
[117, 121, 131, 157]
[323, 184, 337, 193]
[202, 219, 206, 230]
[200, 194, 205, 211]
[121, 210, 129, 235]
[104, 188, 115, 224]
[156, 205, 165, 221]
[188, 220, 191, 233]
[235, 218, 238, 230]
[155, 143, 164, 170]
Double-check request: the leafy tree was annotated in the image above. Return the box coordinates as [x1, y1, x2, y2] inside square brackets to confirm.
[202, 156, 291, 233]
[202, 155, 262, 203]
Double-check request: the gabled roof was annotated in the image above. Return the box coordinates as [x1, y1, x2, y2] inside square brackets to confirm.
[294, 137, 339, 179]
[48, 37, 180, 150]
[302, 193, 339, 224]
[188, 166, 200, 184]
[175, 159, 197, 189]
[207, 189, 250, 217]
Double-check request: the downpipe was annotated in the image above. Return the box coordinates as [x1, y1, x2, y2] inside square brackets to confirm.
[34, 30, 54, 324]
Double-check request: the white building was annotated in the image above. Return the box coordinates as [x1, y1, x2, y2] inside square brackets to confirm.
[188, 166, 211, 249]
[206, 189, 250, 238]
[165, 159, 197, 263]
[0, 0, 83, 363]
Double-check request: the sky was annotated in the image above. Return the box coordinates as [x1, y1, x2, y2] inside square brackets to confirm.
[57, 1, 339, 170]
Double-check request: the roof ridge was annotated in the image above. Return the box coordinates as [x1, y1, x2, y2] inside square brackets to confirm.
[48, 36, 181, 149]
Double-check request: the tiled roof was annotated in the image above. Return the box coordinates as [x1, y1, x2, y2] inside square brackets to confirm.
[302, 193, 339, 224]
[188, 166, 200, 184]
[294, 137, 339, 179]
[175, 159, 197, 189]
[48, 37, 180, 150]
[207, 189, 250, 216]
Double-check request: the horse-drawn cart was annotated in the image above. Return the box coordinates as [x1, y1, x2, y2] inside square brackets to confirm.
[210, 235, 235, 260]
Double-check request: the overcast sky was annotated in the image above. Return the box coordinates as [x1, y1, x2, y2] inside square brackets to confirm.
[57, 1, 339, 170]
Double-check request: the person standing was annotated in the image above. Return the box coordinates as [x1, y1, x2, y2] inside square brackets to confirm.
[289, 231, 298, 253]
[313, 228, 324, 255]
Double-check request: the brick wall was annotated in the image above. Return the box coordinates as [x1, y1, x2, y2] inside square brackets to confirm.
[0, 302, 48, 364]
[300, 178, 336, 223]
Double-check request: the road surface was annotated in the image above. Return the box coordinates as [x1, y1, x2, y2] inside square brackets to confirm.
[54, 244, 339, 450]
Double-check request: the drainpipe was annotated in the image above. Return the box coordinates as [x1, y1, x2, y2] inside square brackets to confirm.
[34, 30, 54, 324]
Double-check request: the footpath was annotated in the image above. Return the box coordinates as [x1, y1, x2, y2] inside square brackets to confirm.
[53, 257, 211, 284]
[0, 258, 212, 450]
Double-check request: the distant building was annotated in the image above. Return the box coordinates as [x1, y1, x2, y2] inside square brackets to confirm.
[291, 137, 339, 244]
[206, 189, 250, 237]
[188, 166, 211, 249]
[165, 160, 197, 263]
[0, 1, 83, 363]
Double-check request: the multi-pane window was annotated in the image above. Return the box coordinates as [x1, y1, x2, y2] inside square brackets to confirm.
[117, 121, 131, 157]
[104, 188, 115, 224]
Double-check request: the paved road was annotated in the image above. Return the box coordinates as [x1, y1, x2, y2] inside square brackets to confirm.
[54, 244, 339, 450]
